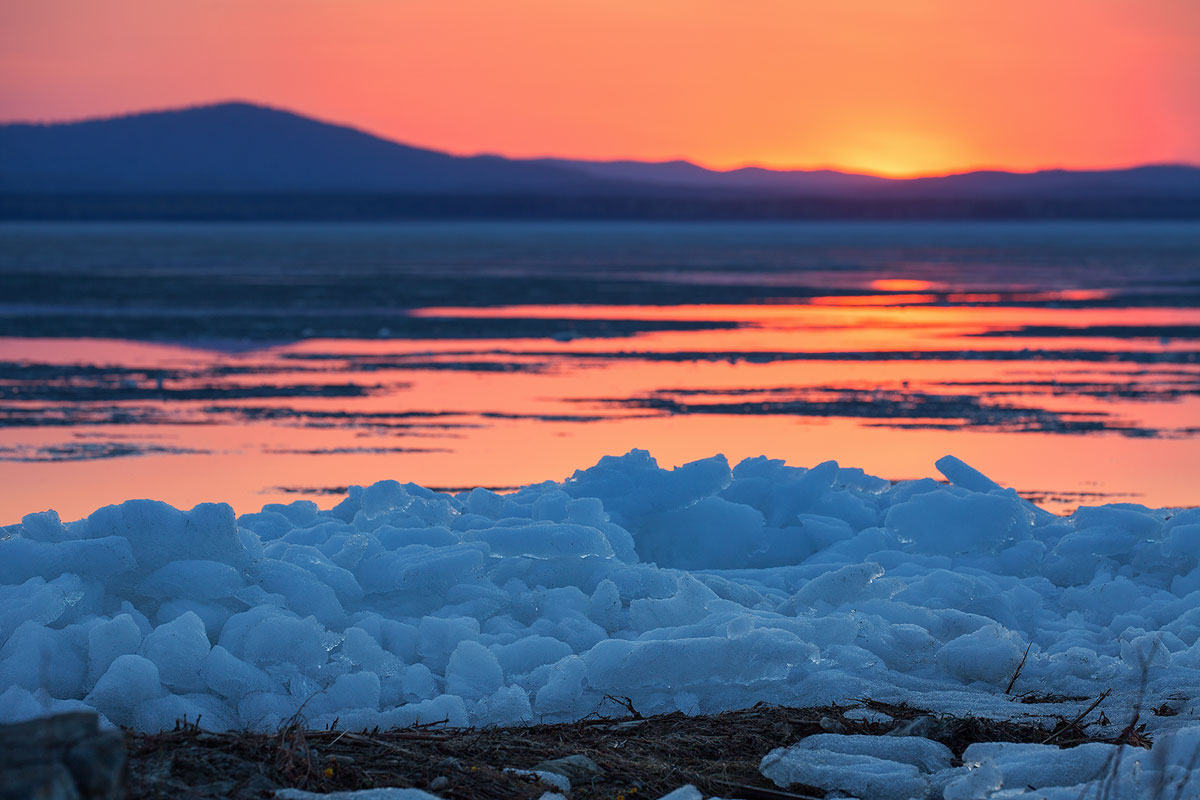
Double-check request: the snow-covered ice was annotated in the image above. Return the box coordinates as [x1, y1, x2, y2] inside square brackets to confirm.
[2, 449, 1199, 797]
[761, 727, 1200, 798]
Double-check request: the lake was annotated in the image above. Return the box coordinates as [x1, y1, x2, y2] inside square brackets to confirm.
[1, 220, 1198, 523]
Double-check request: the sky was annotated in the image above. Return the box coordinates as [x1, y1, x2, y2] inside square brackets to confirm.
[1, 0, 1198, 176]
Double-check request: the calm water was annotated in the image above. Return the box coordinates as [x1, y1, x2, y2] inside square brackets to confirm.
[1, 221, 1198, 522]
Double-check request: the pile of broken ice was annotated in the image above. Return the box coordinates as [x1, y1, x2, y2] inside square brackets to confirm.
[1, 450, 1198, 798]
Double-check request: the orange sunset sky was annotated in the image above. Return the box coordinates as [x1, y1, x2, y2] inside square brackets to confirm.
[2, 0, 1198, 176]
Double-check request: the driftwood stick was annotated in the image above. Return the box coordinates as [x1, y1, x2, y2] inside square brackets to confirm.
[1042, 689, 1111, 744]
[1005, 641, 1033, 695]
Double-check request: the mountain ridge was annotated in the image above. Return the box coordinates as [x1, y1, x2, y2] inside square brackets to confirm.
[3, 102, 1200, 218]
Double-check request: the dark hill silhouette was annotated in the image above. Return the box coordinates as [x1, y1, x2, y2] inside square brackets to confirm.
[0, 102, 604, 194]
[2, 102, 1199, 217]
[533, 158, 892, 194]
[541, 159, 1200, 198]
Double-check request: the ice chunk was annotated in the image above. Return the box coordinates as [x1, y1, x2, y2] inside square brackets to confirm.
[219, 606, 336, 670]
[584, 629, 818, 695]
[308, 671, 381, 717]
[375, 525, 457, 550]
[86, 654, 164, 727]
[139, 611, 211, 692]
[359, 480, 414, 519]
[935, 455, 1002, 493]
[155, 598, 232, 640]
[445, 640, 503, 701]
[379, 694, 469, 728]
[654, 787, 702, 800]
[202, 645, 279, 699]
[340, 627, 402, 674]
[1151, 723, 1200, 768]
[0, 621, 86, 699]
[0, 535, 135, 584]
[586, 579, 623, 631]
[1120, 631, 1171, 669]
[777, 562, 887, 614]
[885, 489, 1028, 554]
[401, 664, 435, 702]
[760, 744, 929, 800]
[280, 547, 365, 605]
[942, 759, 1002, 800]
[636, 496, 765, 569]
[82, 500, 244, 570]
[356, 545, 486, 601]
[963, 741, 1135, 789]
[492, 636, 573, 676]
[417, 615, 480, 673]
[629, 574, 718, 630]
[461, 522, 615, 559]
[18, 509, 68, 542]
[239, 691, 300, 729]
[783, 733, 953, 772]
[937, 624, 1025, 685]
[533, 656, 587, 715]
[532, 490, 571, 523]
[479, 684, 533, 725]
[136, 560, 243, 600]
[0, 575, 80, 638]
[135, 692, 235, 732]
[762, 459, 840, 526]
[276, 788, 443, 799]
[563, 451, 731, 528]
[255, 559, 346, 626]
[0, 685, 46, 724]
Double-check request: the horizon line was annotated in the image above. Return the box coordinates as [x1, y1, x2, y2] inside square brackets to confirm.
[4, 98, 1199, 182]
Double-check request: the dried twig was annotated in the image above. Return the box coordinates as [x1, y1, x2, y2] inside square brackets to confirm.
[1005, 641, 1033, 695]
[604, 694, 645, 719]
[1042, 689, 1112, 745]
[123, 699, 1157, 800]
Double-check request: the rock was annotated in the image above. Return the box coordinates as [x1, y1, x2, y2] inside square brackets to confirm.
[0, 712, 125, 800]
[531, 754, 604, 785]
[1, 762, 81, 800]
[428, 776, 449, 790]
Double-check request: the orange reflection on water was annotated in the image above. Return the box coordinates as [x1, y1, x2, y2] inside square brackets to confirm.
[2, 294, 1199, 524]
[810, 294, 940, 306]
[871, 279, 937, 292]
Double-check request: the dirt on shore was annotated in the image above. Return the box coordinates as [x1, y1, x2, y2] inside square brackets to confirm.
[124, 696, 1150, 799]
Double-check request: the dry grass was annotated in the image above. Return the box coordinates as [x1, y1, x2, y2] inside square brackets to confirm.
[124, 695, 1152, 800]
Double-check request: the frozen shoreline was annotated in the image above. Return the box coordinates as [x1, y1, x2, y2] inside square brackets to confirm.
[2, 450, 1199, 796]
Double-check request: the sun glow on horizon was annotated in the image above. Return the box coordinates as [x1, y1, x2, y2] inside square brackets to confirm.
[1, 0, 1198, 175]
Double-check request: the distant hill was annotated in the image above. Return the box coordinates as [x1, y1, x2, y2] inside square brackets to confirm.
[540, 159, 1200, 199]
[2, 102, 1199, 218]
[0, 102, 606, 194]
[532, 158, 893, 194]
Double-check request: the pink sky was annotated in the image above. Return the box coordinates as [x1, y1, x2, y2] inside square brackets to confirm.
[2, 0, 1198, 176]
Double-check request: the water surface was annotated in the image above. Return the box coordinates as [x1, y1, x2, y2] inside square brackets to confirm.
[2, 221, 1197, 521]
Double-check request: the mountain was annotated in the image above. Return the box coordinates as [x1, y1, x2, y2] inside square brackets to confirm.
[0, 102, 607, 194]
[531, 158, 893, 194]
[2, 102, 1199, 218]
[540, 159, 1200, 198]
